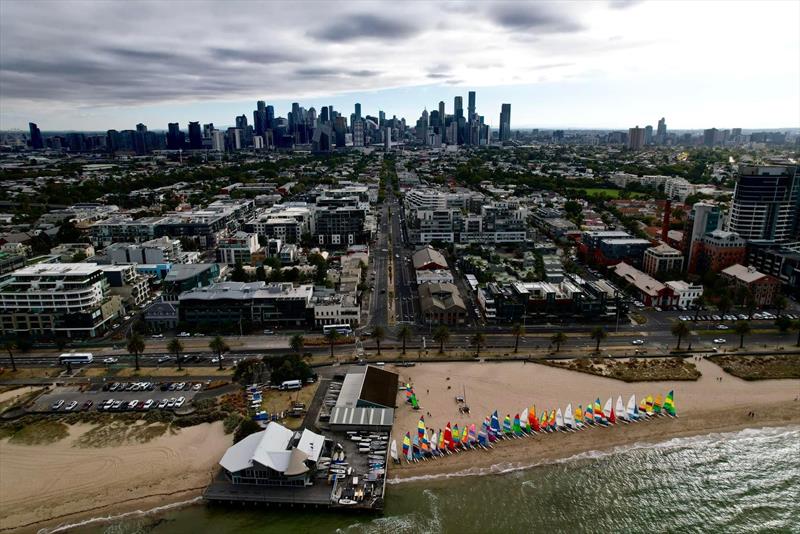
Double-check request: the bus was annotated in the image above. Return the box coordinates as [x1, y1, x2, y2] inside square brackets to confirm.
[58, 353, 94, 365]
[280, 379, 302, 391]
[323, 324, 353, 336]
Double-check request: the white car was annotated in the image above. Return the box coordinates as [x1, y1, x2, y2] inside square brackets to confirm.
[143, 399, 154, 410]
[717, 324, 729, 330]
[177, 332, 191, 337]
[151, 334, 164, 339]
[103, 357, 119, 364]
[713, 338, 727, 344]
[65, 400, 78, 411]
[157, 399, 168, 409]
[631, 339, 645, 345]
[175, 396, 186, 408]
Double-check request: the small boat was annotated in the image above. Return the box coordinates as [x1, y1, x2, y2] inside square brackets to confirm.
[626, 395, 638, 421]
[564, 404, 575, 431]
[603, 398, 613, 424]
[664, 390, 677, 417]
[615, 396, 627, 423]
[555, 408, 565, 431]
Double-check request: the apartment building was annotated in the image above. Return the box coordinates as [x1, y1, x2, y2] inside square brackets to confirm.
[643, 244, 683, 276]
[217, 232, 261, 265]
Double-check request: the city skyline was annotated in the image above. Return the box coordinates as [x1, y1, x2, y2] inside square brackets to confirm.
[1, 0, 799, 130]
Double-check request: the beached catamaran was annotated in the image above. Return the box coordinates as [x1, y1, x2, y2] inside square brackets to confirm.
[400, 391, 677, 463]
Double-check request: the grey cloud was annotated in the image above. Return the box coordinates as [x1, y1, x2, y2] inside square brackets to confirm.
[608, 0, 643, 9]
[209, 48, 299, 64]
[309, 14, 421, 42]
[530, 62, 573, 71]
[427, 73, 450, 79]
[489, 4, 585, 33]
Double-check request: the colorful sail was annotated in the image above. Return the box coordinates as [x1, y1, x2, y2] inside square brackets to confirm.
[402, 432, 411, 460]
[549, 410, 557, 431]
[530, 406, 541, 432]
[478, 431, 488, 447]
[513, 413, 523, 435]
[575, 404, 583, 427]
[664, 390, 676, 417]
[444, 422, 453, 450]
[603, 398, 613, 421]
[417, 416, 426, 440]
[639, 397, 649, 417]
[594, 399, 604, 423]
[438, 428, 445, 450]
[645, 395, 654, 415]
[452, 424, 461, 445]
[469, 424, 477, 444]
[541, 411, 549, 431]
[411, 393, 420, 410]
[615, 396, 626, 422]
[491, 411, 501, 438]
[502, 414, 512, 435]
[412, 434, 420, 460]
[585, 403, 594, 425]
[653, 394, 663, 415]
[521, 408, 530, 433]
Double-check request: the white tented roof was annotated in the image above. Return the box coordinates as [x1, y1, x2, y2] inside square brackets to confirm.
[336, 367, 367, 408]
[296, 428, 325, 463]
[218, 422, 295, 474]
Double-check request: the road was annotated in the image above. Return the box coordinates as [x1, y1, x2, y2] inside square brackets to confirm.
[388, 173, 419, 327]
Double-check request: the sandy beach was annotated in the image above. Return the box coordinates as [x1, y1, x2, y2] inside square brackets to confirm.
[0, 422, 231, 533]
[389, 358, 800, 480]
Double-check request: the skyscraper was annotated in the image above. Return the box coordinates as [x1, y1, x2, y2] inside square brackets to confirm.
[188, 121, 202, 149]
[644, 125, 653, 145]
[254, 100, 267, 136]
[468, 91, 475, 120]
[627, 126, 645, 150]
[28, 122, 43, 149]
[656, 117, 667, 145]
[499, 103, 511, 142]
[438, 101, 446, 143]
[167, 123, 184, 150]
[354, 103, 361, 121]
[728, 165, 799, 242]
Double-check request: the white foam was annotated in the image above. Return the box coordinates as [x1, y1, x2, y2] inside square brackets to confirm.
[36, 496, 203, 534]
[387, 425, 800, 485]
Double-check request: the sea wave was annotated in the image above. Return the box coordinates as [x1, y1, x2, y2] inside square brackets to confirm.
[36, 496, 203, 534]
[386, 425, 800, 485]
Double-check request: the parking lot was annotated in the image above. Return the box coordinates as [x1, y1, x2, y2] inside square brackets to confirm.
[31, 380, 203, 413]
[677, 311, 789, 323]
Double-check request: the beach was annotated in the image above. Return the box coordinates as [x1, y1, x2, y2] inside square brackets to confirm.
[0, 422, 231, 533]
[389, 358, 800, 480]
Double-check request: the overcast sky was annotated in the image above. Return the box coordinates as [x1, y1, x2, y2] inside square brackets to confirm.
[1, 0, 798, 131]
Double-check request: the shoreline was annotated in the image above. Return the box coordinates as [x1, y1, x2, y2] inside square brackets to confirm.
[387, 403, 800, 482]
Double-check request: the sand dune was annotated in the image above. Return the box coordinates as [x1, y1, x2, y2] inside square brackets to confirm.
[0, 422, 230, 532]
[389, 359, 800, 479]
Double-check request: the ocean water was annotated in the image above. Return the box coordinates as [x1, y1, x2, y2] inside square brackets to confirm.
[49, 426, 800, 534]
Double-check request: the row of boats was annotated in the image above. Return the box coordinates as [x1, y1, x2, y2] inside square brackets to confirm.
[390, 391, 677, 462]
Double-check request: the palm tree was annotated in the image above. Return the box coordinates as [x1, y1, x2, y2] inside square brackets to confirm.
[511, 323, 525, 353]
[372, 326, 385, 355]
[733, 320, 751, 349]
[671, 321, 690, 350]
[551, 332, 567, 352]
[325, 329, 341, 360]
[774, 295, 788, 318]
[167, 338, 184, 371]
[127, 332, 145, 371]
[590, 327, 607, 353]
[397, 325, 412, 355]
[471, 332, 486, 358]
[3, 341, 17, 372]
[433, 325, 450, 354]
[693, 295, 706, 322]
[209, 335, 229, 370]
[289, 334, 305, 354]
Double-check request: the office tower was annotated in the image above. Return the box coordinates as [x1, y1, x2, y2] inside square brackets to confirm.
[254, 100, 267, 136]
[378, 110, 385, 126]
[627, 126, 645, 150]
[188, 121, 202, 149]
[334, 116, 347, 147]
[499, 103, 511, 142]
[167, 123, 184, 150]
[354, 103, 361, 120]
[203, 123, 215, 138]
[384, 127, 392, 151]
[728, 165, 799, 241]
[454, 96, 463, 121]
[136, 123, 147, 133]
[644, 125, 653, 145]
[211, 130, 225, 151]
[353, 120, 364, 147]
[226, 128, 242, 150]
[684, 202, 722, 269]
[656, 117, 667, 144]
[320, 106, 330, 124]
[438, 101, 446, 143]
[703, 128, 720, 147]
[468, 91, 475, 120]
[235, 115, 248, 130]
[266, 105, 275, 128]
[28, 122, 43, 149]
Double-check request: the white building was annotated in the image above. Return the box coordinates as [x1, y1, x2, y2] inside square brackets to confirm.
[217, 231, 260, 265]
[665, 280, 703, 310]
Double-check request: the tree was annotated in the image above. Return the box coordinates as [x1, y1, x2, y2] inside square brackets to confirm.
[551, 332, 567, 352]
[209, 335, 229, 371]
[372, 326, 385, 355]
[127, 332, 145, 371]
[693, 295, 706, 322]
[671, 321, 690, 350]
[433, 325, 450, 354]
[511, 323, 525, 353]
[733, 321, 751, 349]
[745, 293, 758, 320]
[775, 316, 792, 333]
[231, 261, 248, 283]
[774, 295, 788, 318]
[590, 327, 607, 352]
[167, 338, 184, 371]
[325, 329, 341, 360]
[289, 334, 305, 354]
[3, 341, 17, 372]
[234, 419, 262, 444]
[397, 325, 412, 355]
[471, 332, 486, 358]
[255, 265, 267, 282]
[717, 294, 733, 315]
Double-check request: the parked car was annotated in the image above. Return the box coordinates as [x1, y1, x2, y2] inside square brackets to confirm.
[157, 356, 171, 364]
[151, 334, 164, 339]
[177, 332, 191, 337]
[51, 400, 65, 410]
[631, 339, 645, 345]
[157, 399, 168, 409]
[175, 396, 186, 408]
[82, 400, 93, 410]
[192, 383, 202, 391]
[263, 329, 275, 335]
[143, 399, 154, 410]
[713, 338, 727, 344]
[103, 357, 119, 364]
[717, 324, 729, 330]
[167, 398, 176, 408]
[128, 400, 139, 410]
[112, 400, 124, 410]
